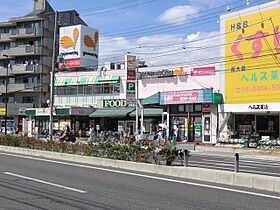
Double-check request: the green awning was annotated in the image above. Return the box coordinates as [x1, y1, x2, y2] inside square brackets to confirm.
[129, 108, 163, 117]
[89, 107, 134, 118]
[54, 76, 120, 86]
[77, 77, 88, 85]
[25, 109, 36, 116]
[141, 92, 160, 105]
[56, 108, 69, 116]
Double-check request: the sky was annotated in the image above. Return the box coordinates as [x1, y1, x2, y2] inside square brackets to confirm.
[0, 0, 271, 67]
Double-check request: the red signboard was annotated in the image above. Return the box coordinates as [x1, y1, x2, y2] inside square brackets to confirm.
[162, 91, 198, 104]
[59, 58, 81, 69]
[191, 67, 215, 76]
[127, 70, 136, 80]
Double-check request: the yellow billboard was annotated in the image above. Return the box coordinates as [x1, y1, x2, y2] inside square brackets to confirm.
[225, 7, 280, 104]
[0, 108, 5, 116]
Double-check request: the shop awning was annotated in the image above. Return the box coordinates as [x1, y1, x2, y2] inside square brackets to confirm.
[89, 107, 134, 118]
[56, 108, 69, 116]
[54, 76, 120, 86]
[141, 92, 160, 105]
[25, 109, 36, 116]
[129, 108, 163, 117]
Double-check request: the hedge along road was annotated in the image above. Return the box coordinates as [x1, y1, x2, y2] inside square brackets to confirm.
[0, 151, 280, 210]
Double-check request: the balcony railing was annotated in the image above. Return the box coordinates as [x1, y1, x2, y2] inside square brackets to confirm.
[0, 33, 11, 41]
[0, 83, 45, 94]
[9, 45, 42, 56]
[0, 50, 10, 59]
[11, 64, 42, 75]
[10, 27, 43, 38]
[0, 66, 12, 76]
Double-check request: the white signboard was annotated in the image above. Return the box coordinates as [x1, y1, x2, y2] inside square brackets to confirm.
[59, 25, 99, 69]
[219, 102, 280, 113]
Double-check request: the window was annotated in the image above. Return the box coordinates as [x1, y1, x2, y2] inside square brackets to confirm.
[23, 96, 36, 103]
[112, 85, 120, 94]
[194, 104, 202, 112]
[178, 105, 185, 112]
[77, 86, 83, 94]
[84, 86, 92, 95]
[103, 85, 110, 94]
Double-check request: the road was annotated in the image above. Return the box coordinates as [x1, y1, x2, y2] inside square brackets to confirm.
[180, 153, 280, 177]
[0, 152, 280, 210]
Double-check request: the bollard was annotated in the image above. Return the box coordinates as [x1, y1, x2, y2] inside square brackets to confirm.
[183, 149, 189, 167]
[234, 153, 239, 172]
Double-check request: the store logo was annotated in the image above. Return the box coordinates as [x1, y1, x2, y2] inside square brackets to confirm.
[60, 28, 99, 51]
[61, 28, 79, 49]
[84, 31, 99, 51]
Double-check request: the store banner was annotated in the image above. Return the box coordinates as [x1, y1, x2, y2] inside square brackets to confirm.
[224, 6, 280, 104]
[191, 67, 215, 76]
[160, 89, 213, 105]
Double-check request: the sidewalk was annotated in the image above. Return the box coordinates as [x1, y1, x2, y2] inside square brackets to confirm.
[192, 145, 280, 161]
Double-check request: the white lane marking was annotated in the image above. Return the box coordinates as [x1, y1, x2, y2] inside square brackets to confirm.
[3, 172, 86, 194]
[0, 152, 280, 200]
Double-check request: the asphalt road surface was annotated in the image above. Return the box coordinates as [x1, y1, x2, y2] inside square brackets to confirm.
[0, 152, 280, 210]
[181, 153, 280, 177]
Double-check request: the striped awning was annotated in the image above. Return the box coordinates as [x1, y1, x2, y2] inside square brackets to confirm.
[54, 76, 120, 86]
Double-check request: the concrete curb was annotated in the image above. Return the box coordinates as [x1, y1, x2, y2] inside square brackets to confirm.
[1, 145, 279, 193]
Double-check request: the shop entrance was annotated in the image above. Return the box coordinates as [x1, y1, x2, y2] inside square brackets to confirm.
[171, 115, 203, 142]
[190, 116, 202, 142]
[125, 121, 135, 135]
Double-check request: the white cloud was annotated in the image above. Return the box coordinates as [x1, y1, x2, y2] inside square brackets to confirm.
[99, 31, 221, 68]
[157, 5, 199, 25]
[186, 32, 200, 42]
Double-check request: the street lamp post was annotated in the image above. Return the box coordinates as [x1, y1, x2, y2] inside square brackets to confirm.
[49, 11, 58, 141]
[3, 54, 9, 135]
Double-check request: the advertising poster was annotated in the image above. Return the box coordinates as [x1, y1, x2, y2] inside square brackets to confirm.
[224, 7, 280, 103]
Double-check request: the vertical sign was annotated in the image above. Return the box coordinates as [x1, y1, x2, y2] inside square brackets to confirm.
[126, 81, 136, 103]
[126, 55, 136, 104]
[126, 55, 136, 80]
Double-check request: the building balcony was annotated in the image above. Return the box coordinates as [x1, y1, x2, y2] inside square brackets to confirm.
[0, 83, 47, 94]
[9, 45, 42, 57]
[10, 64, 42, 75]
[10, 27, 43, 39]
[0, 33, 11, 42]
[0, 66, 12, 76]
[0, 50, 10, 60]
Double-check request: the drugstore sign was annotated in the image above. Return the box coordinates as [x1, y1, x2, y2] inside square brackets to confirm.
[224, 6, 280, 104]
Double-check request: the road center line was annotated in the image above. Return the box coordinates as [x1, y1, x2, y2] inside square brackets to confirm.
[3, 171, 86, 194]
[0, 152, 279, 200]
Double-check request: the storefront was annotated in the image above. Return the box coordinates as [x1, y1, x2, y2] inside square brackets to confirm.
[218, 1, 280, 149]
[219, 103, 280, 145]
[160, 89, 221, 143]
[25, 107, 93, 136]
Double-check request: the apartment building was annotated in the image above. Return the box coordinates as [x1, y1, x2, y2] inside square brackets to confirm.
[0, 0, 86, 131]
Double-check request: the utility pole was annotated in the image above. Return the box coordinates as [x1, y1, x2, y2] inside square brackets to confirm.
[3, 54, 9, 135]
[49, 11, 58, 141]
[135, 62, 139, 135]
